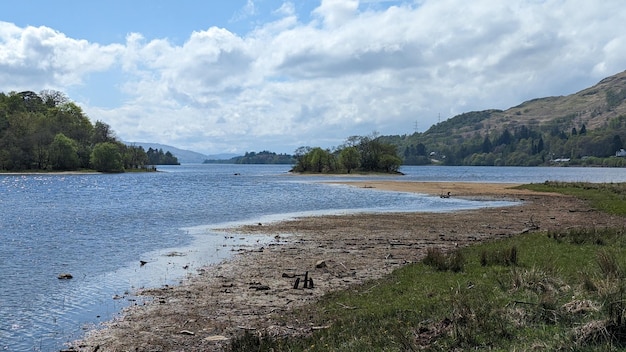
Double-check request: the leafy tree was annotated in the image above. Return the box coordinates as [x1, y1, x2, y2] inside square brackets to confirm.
[358, 135, 384, 171]
[49, 133, 80, 170]
[339, 146, 360, 173]
[124, 145, 149, 169]
[293, 147, 311, 169]
[378, 153, 402, 172]
[51, 102, 93, 144]
[309, 147, 332, 172]
[91, 142, 124, 172]
[17, 91, 45, 113]
[92, 121, 116, 145]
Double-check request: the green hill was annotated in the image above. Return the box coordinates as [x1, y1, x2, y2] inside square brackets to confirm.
[382, 70, 626, 166]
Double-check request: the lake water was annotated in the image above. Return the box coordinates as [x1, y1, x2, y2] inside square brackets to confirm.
[1, 164, 625, 351]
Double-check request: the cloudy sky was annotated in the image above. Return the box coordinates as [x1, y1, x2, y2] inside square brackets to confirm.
[2, 0, 625, 155]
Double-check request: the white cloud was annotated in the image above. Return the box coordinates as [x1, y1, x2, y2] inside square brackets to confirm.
[313, 0, 360, 28]
[0, 22, 121, 90]
[2, 0, 626, 154]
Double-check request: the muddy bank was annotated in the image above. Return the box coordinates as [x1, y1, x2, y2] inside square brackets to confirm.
[72, 182, 622, 351]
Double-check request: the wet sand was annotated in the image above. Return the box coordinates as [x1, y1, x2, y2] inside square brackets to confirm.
[72, 181, 622, 351]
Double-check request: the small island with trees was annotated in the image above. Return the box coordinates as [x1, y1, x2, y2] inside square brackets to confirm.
[0, 90, 178, 173]
[291, 133, 402, 174]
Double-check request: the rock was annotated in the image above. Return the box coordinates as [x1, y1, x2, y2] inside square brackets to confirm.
[57, 273, 73, 280]
[315, 260, 327, 268]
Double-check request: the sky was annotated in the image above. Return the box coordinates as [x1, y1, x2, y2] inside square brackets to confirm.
[1, 0, 626, 155]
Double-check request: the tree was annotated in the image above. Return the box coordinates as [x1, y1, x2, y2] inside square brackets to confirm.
[18, 91, 45, 113]
[39, 90, 69, 108]
[358, 135, 383, 171]
[52, 102, 93, 144]
[124, 145, 149, 169]
[339, 147, 360, 173]
[378, 153, 402, 173]
[291, 147, 337, 173]
[49, 133, 80, 170]
[92, 121, 116, 145]
[309, 147, 331, 172]
[292, 146, 312, 171]
[91, 142, 124, 172]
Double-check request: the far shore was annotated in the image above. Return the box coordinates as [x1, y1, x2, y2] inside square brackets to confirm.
[0, 171, 103, 175]
[72, 180, 621, 351]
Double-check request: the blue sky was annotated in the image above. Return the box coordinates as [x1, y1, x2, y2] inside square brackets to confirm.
[2, 0, 626, 155]
[8, 1, 319, 43]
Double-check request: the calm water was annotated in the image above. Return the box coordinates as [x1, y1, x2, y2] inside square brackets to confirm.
[1, 165, 625, 351]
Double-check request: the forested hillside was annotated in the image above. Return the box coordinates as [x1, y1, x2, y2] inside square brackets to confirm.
[0, 90, 177, 172]
[382, 70, 626, 166]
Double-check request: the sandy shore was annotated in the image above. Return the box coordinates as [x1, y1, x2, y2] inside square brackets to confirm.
[72, 181, 623, 351]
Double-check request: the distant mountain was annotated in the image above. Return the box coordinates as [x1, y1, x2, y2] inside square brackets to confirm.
[125, 142, 236, 163]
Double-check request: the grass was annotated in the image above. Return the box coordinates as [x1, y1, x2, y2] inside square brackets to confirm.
[230, 183, 626, 351]
[520, 181, 626, 216]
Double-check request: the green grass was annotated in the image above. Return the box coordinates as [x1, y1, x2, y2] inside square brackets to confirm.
[230, 183, 626, 351]
[520, 181, 626, 215]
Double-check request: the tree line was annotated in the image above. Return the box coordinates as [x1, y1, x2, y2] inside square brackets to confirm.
[292, 134, 402, 174]
[146, 147, 180, 165]
[204, 150, 295, 164]
[0, 90, 177, 172]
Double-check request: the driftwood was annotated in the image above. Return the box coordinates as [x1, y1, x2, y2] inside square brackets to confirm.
[292, 271, 314, 289]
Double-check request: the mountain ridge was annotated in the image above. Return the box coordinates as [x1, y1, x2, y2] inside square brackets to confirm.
[382, 69, 626, 166]
[124, 142, 237, 163]
[429, 70, 626, 138]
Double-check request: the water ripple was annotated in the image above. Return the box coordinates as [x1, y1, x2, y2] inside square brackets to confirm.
[2, 164, 622, 350]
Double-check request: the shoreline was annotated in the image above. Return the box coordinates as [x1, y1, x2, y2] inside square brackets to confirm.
[0, 171, 102, 175]
[72, 181, 623, 351]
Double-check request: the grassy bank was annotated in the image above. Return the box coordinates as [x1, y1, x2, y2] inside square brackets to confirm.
[231, 182, 626, 351]
[521, 181, 626, 216]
